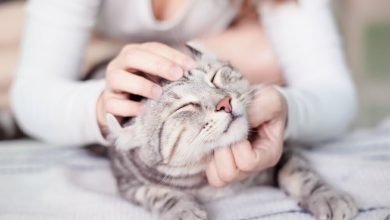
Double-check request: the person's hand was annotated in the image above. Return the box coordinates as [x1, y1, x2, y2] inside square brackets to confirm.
[206, 86, 287, 187]
[96, 42, 195, 128]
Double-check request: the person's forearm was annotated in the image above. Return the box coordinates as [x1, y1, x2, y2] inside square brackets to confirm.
[258, 0, 357, 143]
[12, 77, 107, 145]
[11, 0, 105, 146]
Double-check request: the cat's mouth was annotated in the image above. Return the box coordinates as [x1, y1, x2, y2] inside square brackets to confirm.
[223, 114, 243, 133]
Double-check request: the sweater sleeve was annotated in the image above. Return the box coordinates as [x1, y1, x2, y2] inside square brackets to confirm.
[11, 0, 108, 146]
[258, 0, 357, 144]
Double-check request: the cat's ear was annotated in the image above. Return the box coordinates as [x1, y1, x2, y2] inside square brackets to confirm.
[106, 113, 140, 150]
[185, 44, 203, 60]
[185, 41, 218, 62]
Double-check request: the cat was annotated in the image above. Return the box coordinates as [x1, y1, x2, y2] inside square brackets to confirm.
[105, 45, 358, 220]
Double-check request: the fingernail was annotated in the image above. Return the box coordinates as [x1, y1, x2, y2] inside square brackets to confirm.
[182, 58, 196, 70]
[170, 65, 183, 80]
[151, 85, 162, 99]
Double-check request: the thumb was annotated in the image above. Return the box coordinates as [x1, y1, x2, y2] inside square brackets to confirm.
[248, 87, 285, 128]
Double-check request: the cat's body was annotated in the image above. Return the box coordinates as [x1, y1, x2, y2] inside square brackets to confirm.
[106, 46, 357, 220]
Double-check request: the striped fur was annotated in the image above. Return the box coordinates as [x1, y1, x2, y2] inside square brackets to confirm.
[106, 46, 357, 220]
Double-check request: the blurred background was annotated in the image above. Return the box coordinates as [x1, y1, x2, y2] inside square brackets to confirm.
[0, 0, 389, 137]
[334, 0, 390, 127]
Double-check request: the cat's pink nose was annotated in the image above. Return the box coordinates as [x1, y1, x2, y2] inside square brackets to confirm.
[216, 96, 232, 113]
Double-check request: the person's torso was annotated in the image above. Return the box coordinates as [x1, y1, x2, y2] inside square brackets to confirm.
[95, 0, 242, 45]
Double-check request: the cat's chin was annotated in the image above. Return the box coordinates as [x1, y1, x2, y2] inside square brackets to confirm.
[214, 117, 249, 148]
[167, 119, 249, 167]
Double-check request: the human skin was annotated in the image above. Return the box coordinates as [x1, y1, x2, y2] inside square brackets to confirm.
[96, 42, 195, 127]
[200, 18, 284, 86]
[0, 1, 25, 112]
[205, 86, 287, 187]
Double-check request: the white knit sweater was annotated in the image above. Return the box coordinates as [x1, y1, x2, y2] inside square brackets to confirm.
[11, 0, 356, 146]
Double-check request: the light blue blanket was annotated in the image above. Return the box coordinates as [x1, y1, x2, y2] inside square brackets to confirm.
[1, 118, 390, 220]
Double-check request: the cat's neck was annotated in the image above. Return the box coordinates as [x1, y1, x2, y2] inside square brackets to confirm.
[130, 148, 208, 190]
[156, 161, 208, 178]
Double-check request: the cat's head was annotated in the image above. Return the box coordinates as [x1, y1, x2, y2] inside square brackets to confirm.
[107, 46, 260, 167]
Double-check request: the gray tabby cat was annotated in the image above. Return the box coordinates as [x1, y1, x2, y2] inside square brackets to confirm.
[106, 46, 358, 220]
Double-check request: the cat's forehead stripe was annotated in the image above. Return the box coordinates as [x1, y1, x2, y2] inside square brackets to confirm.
[167, 128, 186, 163]
[192, 67, 207, 73]
[157, 121, 166, 159]
[166, 92, 180, 100]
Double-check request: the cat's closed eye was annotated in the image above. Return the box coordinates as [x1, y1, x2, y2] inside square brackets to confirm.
[210, 66, 240, 88]
[210, 69, 219, 84]
[174, 102, 201, 112]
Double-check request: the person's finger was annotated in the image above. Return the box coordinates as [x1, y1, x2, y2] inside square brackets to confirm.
[231, 140, 260, 172]
[214, 147, 240, 183]
[248, 87, 283, 128]
[255, 118, 285, 152]
[252, 122, 283, 169]
[113, 47, 184, 81]
[269, 117, 286, 141]
[206, 158, 227, 187]
[107, 70, 162, 99]
[140, 42, 195, 69]
[105, 98, 143, 117]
